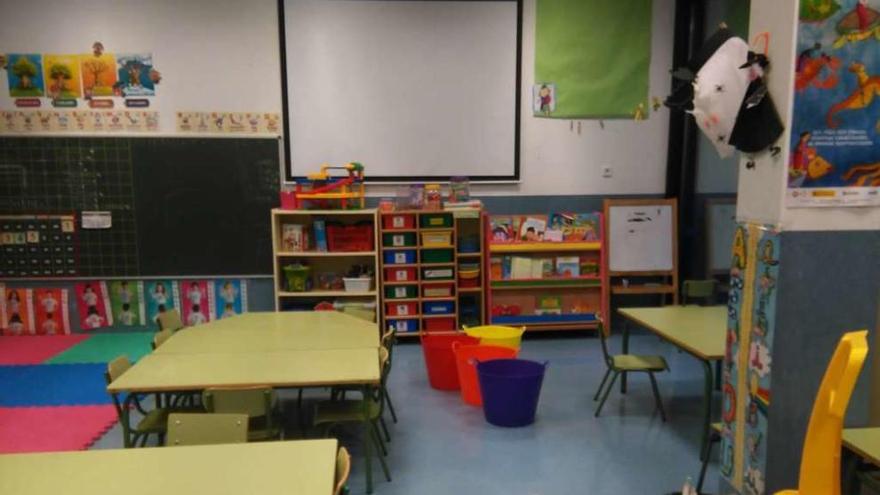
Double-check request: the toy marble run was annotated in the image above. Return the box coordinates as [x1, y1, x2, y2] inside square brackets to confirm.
[291, 162, 366, 209]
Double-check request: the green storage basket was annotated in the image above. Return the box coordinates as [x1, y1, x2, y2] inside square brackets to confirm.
[421, 249, 454, 264]
[282, 264, 310, 292]
[384, 285, 418, 299]
[383, 232, 417, 247]
[420, 213, 453, 228]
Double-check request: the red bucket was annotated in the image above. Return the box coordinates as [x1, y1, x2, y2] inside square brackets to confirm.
[421, 333, 479, 390]
[453, 343, 518, 406]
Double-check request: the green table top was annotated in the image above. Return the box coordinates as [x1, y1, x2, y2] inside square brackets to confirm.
[0, 439, 337, 495]
[617, 306, 727, 360]
[157, 311, 378, 354]
[844, 428, 880, 466]
[108, 348, 380, 393]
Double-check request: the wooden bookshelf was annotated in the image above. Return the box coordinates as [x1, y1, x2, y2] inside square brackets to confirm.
[378, 208, 487, 337]
[270, 209, 380, 322]
[486, 213, 608, 333]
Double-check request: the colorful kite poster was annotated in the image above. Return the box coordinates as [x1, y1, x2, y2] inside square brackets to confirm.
[1, 286, 35, 335]
[180, 280, 210, 326]
[144, 280, 180, 324]
[43, 54, 82, 99]
[33, 288, 71, 335]
[80, 52, 117, 97]
[210, 280, 248, 320]
[75, 282, 112, 330]
[116, 54, 156, 97]
[6, 54, 45, 98]
[108, 280, 146, 327]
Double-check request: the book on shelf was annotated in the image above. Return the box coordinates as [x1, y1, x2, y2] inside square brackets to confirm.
[556, 256, 580, 277]
[443, 200, 483, 209]
[519, 215, 547, 242]
[548, 212, 601, 242]
[490, 216, 515, 243]
[535, 295, 563, 315]
[490, 256, 503, 280]
[313, 220, 328, 252]
[501, 256, 512, 279]
[510, 256, 532, 280]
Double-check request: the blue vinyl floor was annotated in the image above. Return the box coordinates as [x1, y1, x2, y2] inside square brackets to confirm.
[93, 333, 721, 494]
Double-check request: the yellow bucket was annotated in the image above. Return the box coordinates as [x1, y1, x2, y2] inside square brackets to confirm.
[463, 325, 525, 350]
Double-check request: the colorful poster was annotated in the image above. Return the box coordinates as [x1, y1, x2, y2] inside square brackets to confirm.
[33, 288, 71, 335]
[210, 280, 248, 320]
[180, 280, 210, 326]
[43, 54, 82, 99]
[116, 54, 156, 97]
[74, 282, 112, 330]
[6, 54, 45, 98]
[79, 53, 117, 97]
[788, 0, 880, 206]
[108, 280, 146, 327]
[1, 286, 35, 335]
[144, 280, 180, 324]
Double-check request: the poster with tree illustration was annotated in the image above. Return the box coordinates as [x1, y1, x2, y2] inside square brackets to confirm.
[1, 286, 35, 335]
[116, 53, 157, 96]
[181, 280, 210, 326]
[6, 54, 45, 97]
[33, 288, 71, 335]
[80, 53, 117, 97]
[108, 280, 146, 326]
[43, 54, 82, 99]
[74, 282, 112, 330]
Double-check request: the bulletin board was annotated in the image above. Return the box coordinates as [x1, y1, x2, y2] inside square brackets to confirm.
[605, 199, 676, 273]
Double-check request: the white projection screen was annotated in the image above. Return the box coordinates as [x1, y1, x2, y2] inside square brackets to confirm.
[280, 0, 521, 181]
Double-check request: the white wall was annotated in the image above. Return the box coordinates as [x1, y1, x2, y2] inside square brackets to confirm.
[0, 0, 282, 135]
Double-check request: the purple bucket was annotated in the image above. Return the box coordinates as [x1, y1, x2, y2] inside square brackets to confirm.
[476, 358, 547, 427]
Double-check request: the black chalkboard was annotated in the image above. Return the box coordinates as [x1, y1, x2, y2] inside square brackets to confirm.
[0, 137, 280, 277]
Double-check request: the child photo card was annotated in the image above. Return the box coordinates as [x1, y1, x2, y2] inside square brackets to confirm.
[34, 288, 70, 335]
[75, 282, 112, 330]
[181, 280, 210, 326]
[145, 280, 180, 324]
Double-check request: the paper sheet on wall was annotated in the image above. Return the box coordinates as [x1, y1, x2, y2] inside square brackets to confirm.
[534, 0, 652, 119]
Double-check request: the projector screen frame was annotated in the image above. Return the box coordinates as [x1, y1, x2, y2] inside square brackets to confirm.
[277, 0, 523, 183]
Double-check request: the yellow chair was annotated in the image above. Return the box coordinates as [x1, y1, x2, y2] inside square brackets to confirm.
[157, 309, 184, 332]
[203, 386, 282, 441]
[151, 328, 173, 350]
[335, 446, 352, 495]
[775, 330, 869, 495]
[165, 413, 248, 446]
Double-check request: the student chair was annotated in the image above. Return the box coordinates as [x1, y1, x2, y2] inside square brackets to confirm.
[165, 413, 248, 446]
[157, 308, 184, 332]
[774, 330, 869, 495]
[594, 319, 669, 421]
[314, 347, 393, 492]
[381, 327, 398, 425]
[335, 446, 352, 495]
[682, 279, 717, 305]
[203, 386, 282, 441]
[151, 328, 173, 350]
[106, 355, 171, 447]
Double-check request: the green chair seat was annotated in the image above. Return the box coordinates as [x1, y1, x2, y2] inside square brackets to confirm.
[246, 416, 282, 442]
[315, 399, 381, 426]
[136, 408, 170, 434]
[612, 354, 668, 371]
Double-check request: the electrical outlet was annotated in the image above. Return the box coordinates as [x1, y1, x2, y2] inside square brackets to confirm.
[601, 165, 613, 178]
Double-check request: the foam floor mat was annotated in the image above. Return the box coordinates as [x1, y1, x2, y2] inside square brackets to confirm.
[0, 335, 90, 365]
[0, 364, 111, 407]
[45, 333, 154, 365]
[0, 405, 118, 453]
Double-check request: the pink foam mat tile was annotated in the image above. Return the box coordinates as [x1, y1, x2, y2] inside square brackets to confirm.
[0, 335, 90, 365]
[0, 405, 118, 454]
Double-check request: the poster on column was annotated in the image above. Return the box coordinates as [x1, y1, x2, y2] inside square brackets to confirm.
[181, 280, 210, 326]
[108, 281, 146, 327]
[33, 288, 71, 335]
[788, 0, 880, 207]
[210, 279, 248, 320]
[1, 286, 35, 335]
[75, 282, 112, 330]
[144, 280, 180, 324]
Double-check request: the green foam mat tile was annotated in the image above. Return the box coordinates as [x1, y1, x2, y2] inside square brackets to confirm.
[45, 333, 154, 364]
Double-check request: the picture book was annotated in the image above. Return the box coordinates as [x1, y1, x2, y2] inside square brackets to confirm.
[502, 256, 512, 279]
[490, 257, 503, 280]
[568, 213, 601, 242]
[530, 259, 544, 279]
[490, 216, 515, 243]
[313, 220, 328, 252]
[556, 256, 580, 277]
[535, 295, 563, 315]
[510, 256, 532, 279]
[519, 215, 547, 242]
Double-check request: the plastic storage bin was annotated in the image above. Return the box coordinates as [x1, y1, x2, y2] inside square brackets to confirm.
[385, 285, 417, 299]
[420, 213, 453, 228]
[422, 283, 454, 298]
[423, 301, 455, 315]
[453, 344, 518, 406]
[383, 249, 416, 265]
[458, 268, 480, 288]
[386, 301, 418, 317]
[421, 231, 453, 247]
[420, 333, 479, 390]
[343, 277, 372, 292]
[422, 267, 454, 280]
[421, 249, 454, 264]
[477, 359, 547, 427]
[326, 223, 374, 252]
[383, 214, 416, 230]
[424, 317, 456, 332]
[388, 318, 419, 333]
[383, 232, 417, 247]
[384, 266, 417, 283]
[282, 265, 310, 292]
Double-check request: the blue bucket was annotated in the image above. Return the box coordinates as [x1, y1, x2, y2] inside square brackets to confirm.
[476, 358, 547, 427]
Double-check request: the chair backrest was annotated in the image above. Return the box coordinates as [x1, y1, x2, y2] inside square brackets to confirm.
[157, 309, 184, 332]
[152, 328, 174, 350]
[596, 319, 614, 367]
[382, 326, 395, 360]
[682, 280, 716, 305]
[165, 413, 248, 446]
[334, 446, 352, 495]
[105, 355, 132, 417]
[791, 330, 868, 495]
[203, 386, 275, 418]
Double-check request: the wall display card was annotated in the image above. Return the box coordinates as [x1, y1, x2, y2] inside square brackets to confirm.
[0, 111, 16, 131]
[176, 111, 282, 135]
[180, 280, 210, 326]
[80, 52, 118, 98]
[0, 214, 77, 278]
[106, 110, 125, 132]
[210, 279, 248, 320]
[1, 286, 35, 335]
[54, 111, 72, 131]
[145, 280, 180, 324]
[123, 110, 145, 132]
[108, 280, 146, 327]
[33, 288, 71, 335]
[788, 0, 880, 207]
[116, 54, 156, 97]
[43, 54, 82, 99]
[75, 281, 112, 330]
[6, 54, 45, 98]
